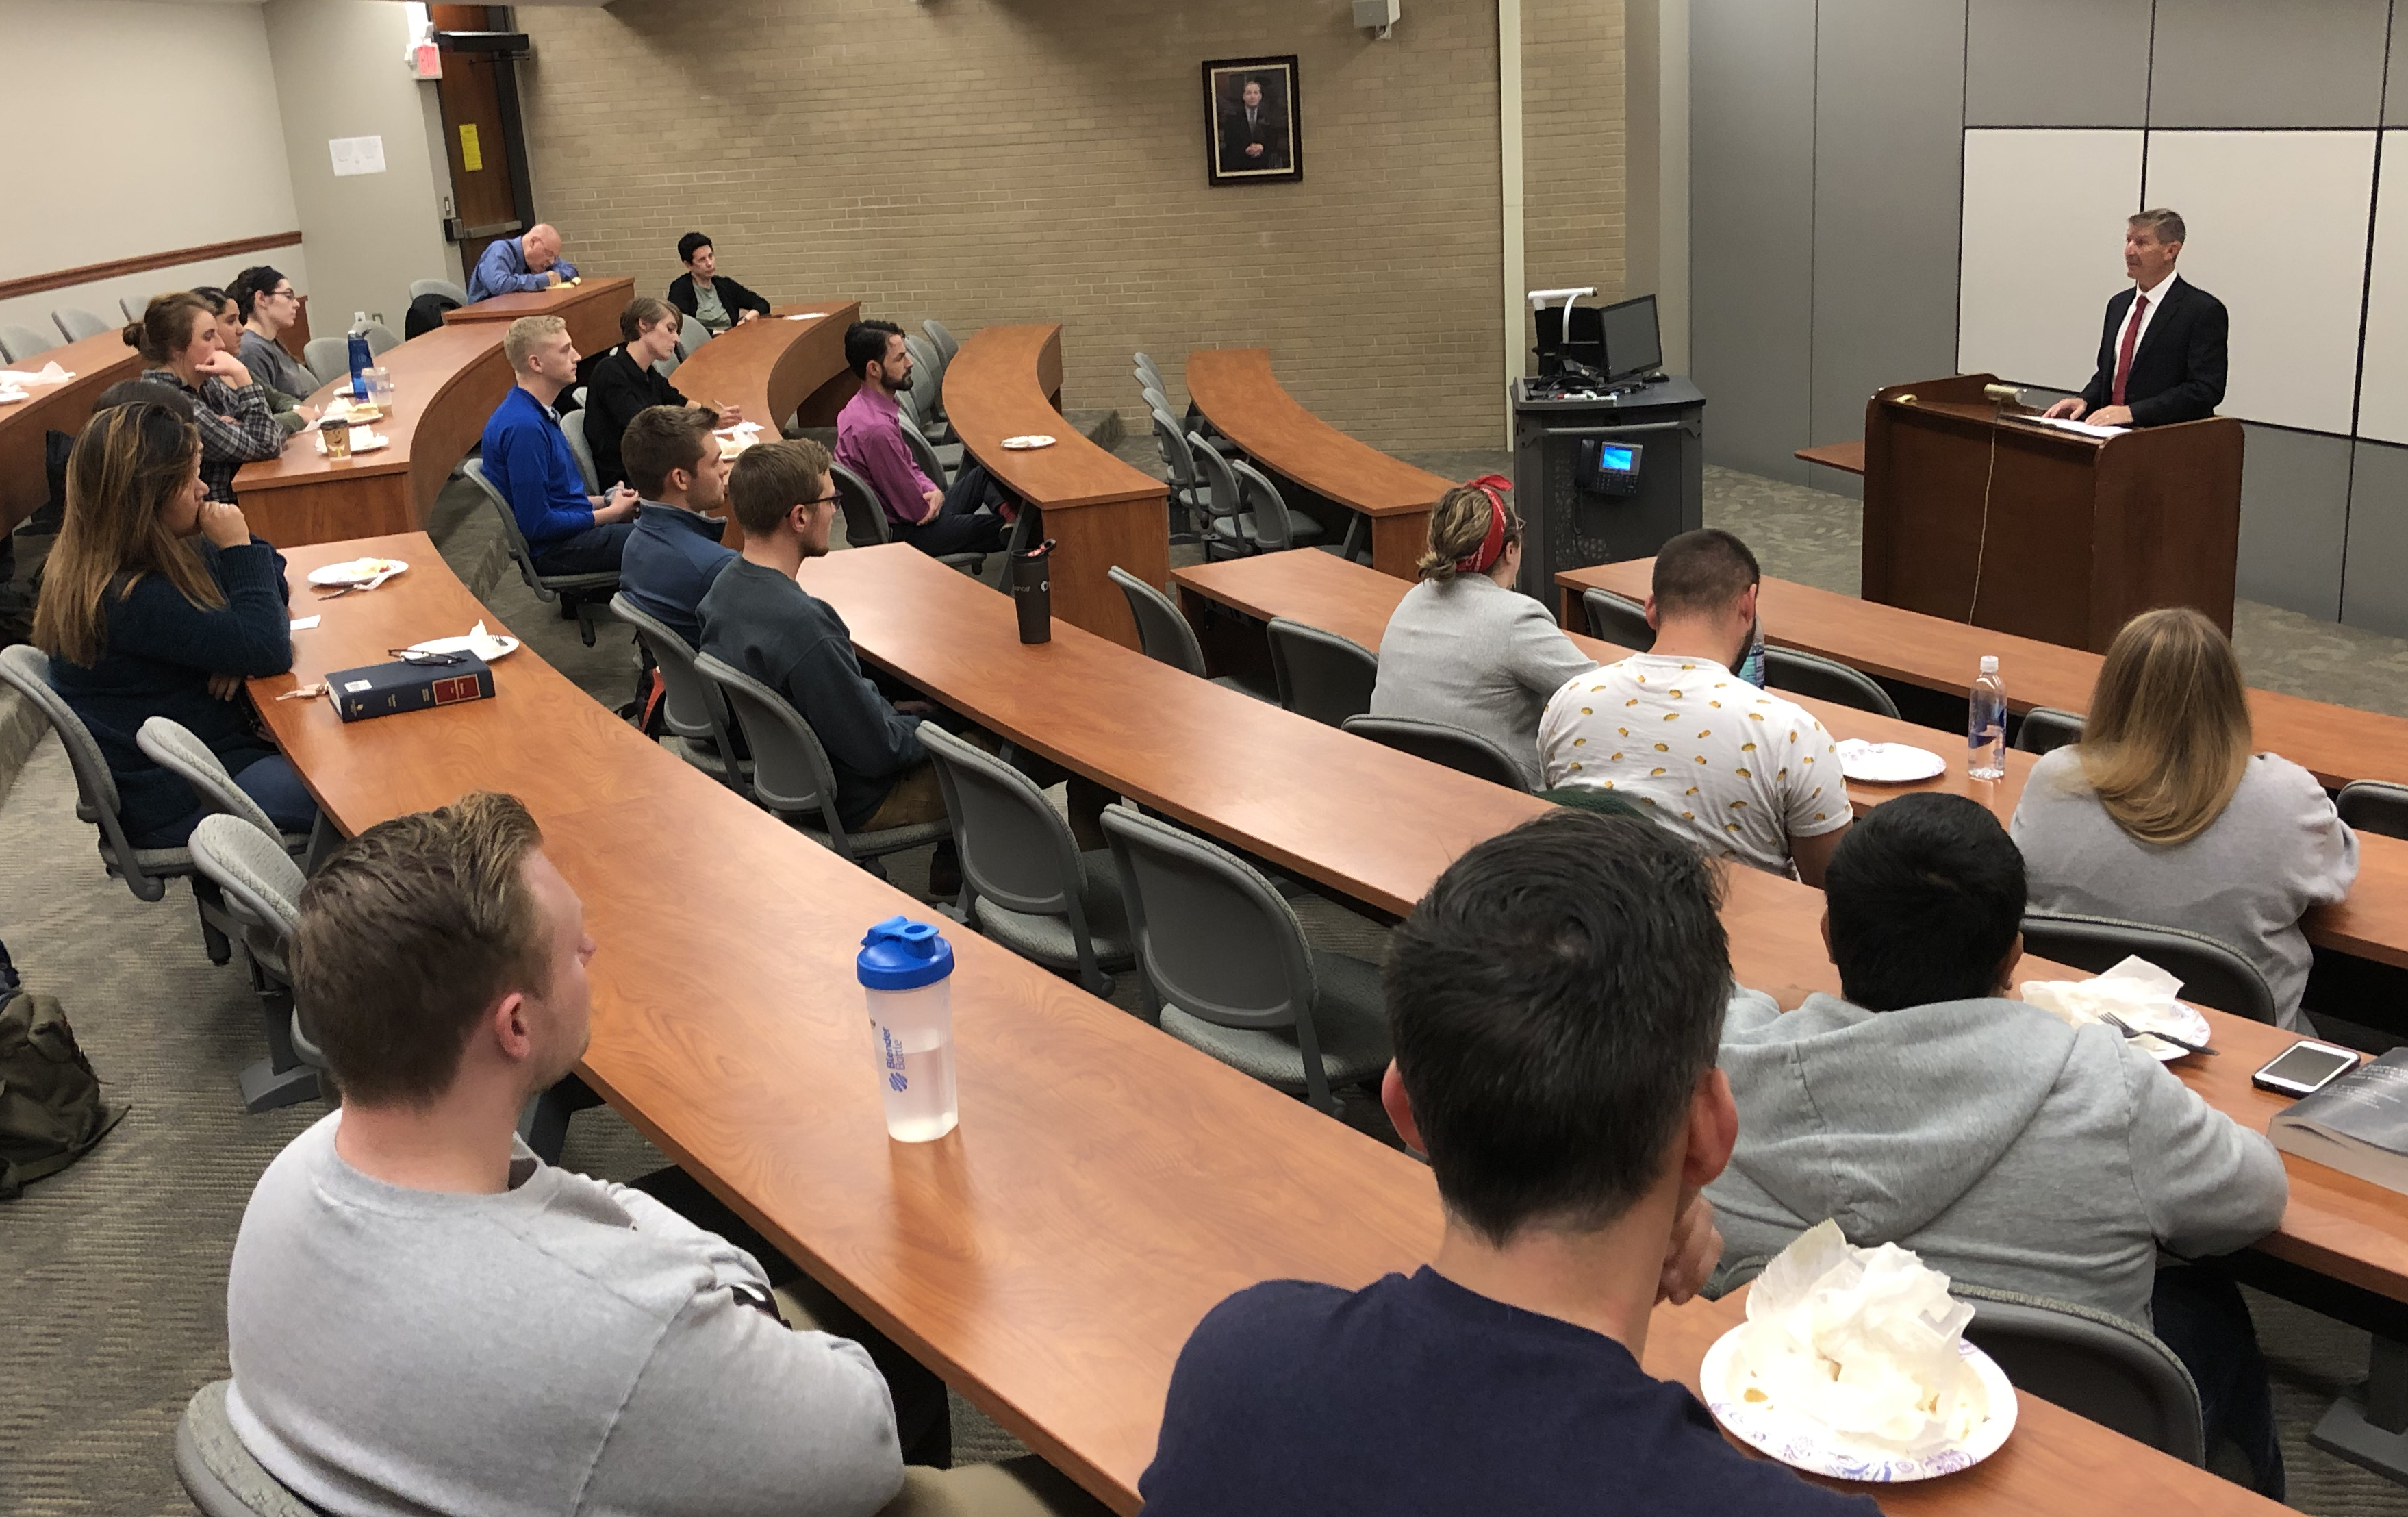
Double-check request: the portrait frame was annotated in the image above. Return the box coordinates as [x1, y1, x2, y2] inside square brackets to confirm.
[1203, 56, 1303, 186]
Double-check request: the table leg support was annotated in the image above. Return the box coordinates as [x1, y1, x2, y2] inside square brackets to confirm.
[2312, 1336, 2408, 1483]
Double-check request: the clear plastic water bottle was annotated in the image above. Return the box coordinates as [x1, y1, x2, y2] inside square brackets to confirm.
[856, 916, 959, 1142]
[346, 312, 374, 401]
[1968, 655, 2007, 779]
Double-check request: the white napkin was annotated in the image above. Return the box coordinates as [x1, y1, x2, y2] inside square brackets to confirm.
[465, 620, 511, 660]
[1731, 1220, 1988, 1452]
[2020, 955, 2188, 1039]
[0, 362, 72, 385]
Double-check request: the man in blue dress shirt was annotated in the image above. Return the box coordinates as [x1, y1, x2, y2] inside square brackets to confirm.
[480, 316, 637, 575]
[467, 225, 579, 303]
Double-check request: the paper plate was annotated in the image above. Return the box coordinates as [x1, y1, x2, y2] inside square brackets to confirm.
[407, 634, 519, 661]
[2083, 1000, 2213, 1063]
[306, 557, 408, 587]
[1000, 434, 1057, 450]
[1701, 1327, 2017, 1483]
[1836, 740, 1946, 783]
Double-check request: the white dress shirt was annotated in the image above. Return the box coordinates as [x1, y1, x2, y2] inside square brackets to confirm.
[2109, 270, 2182, 397]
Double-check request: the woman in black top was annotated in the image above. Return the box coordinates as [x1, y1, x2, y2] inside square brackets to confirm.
[34, 401, 316, 847]
[585, 296, 740, 490]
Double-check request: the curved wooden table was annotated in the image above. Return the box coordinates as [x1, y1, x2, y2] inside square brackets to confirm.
[1185, 347, 1451, 580]
[440, 275, 634, 356]
[944, 325, 1167, 650]
[0, 331, 146, 533]
[664, 299, 860, 445]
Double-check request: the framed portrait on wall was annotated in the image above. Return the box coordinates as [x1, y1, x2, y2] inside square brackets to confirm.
[1204, 56, 1302, 186]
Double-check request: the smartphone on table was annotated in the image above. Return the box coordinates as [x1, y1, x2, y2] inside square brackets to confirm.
[2251, 1040, 2361, 1097]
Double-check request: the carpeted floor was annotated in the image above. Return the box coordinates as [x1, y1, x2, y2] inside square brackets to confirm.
[5, 455, 2407, 1512]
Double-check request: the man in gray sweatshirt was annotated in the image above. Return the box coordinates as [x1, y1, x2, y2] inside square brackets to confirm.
[1707, 793, 2288, 1494]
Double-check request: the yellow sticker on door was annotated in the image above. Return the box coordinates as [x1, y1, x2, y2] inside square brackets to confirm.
[459, 123, 483, 173]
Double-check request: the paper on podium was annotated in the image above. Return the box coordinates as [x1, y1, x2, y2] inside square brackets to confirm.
[2023, 414, 2127, 439]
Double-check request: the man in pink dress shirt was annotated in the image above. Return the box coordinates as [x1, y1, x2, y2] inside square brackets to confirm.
[833, 321, 1008, 560]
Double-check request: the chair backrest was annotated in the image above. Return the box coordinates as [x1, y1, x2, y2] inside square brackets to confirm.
[0, 323, 58, 363]
[609, 592, 740, 754]
[1188, 431, 1241, 525]
[2018, 910, 2279, 1023]
[301, 338, 349, 388]
[459, 456, 557, 598]
[904, 334, 944, 412]
[677, 313, 711, 360]
[1232, 458, 1300, 551]
[2016, 705, 2087, 755]
[1582, 586, 1653, 649]
[692, 651, 846, 829]
[0, 643, 171, 898]
[1953, 1281, 2205, 1464]
[188, 814, 305, 944]
[1102, 806, 1318, 1033]
[1140, 383, 1171, 416]
[2338, 779, 2408, 841]
[559, 405, 603, 493]
[410, 277, 471, 306]
[136, 718, 283, 842]
[829, 460, 896, 548]
[52, 307, 110, 342]
[898, 414, 950, 488]
[120, 295, 145, 323]
[923, 318, 961, 365]
[1341, 713, 1532, 792]
[1266, 618, 1378, 727]
[364, 323, 402, 357]
[1132, 351, 1165, 390]
[919, 725, 1087, 920]
[177, 1380, 320, 1517]
[1766, 646, 1900, 719]
[1110, 566, 1209, 678]
[1151, 410, 1200, 490]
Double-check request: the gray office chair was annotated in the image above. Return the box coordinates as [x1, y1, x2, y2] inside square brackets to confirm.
[2016, 706, 2086, 755]
[1133, 351, 1166, 390]
[903, 334, 950, 436]
[920, 726, 1132, 996]
[924, 318, 961, 366]
[1140, 382, 1173, 416]
[132, 718, 309, 855]
[898, 410, 963, 481]
[2018, 910, 2277, 1023]
[1151, 408, 1208, 538]
[692, 651, 954, 873]
[1955, 1281, 2205, 1465]
[1582, 586, 1653, 649]
[609, 593, 748, 788]
[828, 460, 986, 577]
[459, 457, 619, 646]
[676, 313, 711, 362]
[561, 405, 603, 493]
[187, 814, 320, 1112]
[1341, 713, 1532, 792]
[0, 645, 241, 964]
[1266, 618, 1378, 727]
[1108, 566, 1269, 701]
[0, 323, 58, 363]
[364, 323, 402, 358]
[410, 277, 471, 307]
[1766, 647, 1900, 720]
[177, 1381, 319, 1517]
[1188, 431, 1247, 554]
[51, 307, 110, 342]
[120, 295, 146, 323]
[2337, 779, 2408, 840]
[1232, 459, 1325, 553]
[1102, 806, 1390, 1113]
[300, 338, 349, 388]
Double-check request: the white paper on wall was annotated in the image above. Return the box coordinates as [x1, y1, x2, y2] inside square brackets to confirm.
[329, 136, 386, 178]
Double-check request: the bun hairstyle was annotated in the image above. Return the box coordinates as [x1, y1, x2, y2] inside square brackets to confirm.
[1417, 477, 1522, 584]
[123, 292, 215, 366]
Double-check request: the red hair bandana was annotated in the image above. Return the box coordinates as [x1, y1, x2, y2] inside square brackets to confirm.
[1454, 474, 1515, 575]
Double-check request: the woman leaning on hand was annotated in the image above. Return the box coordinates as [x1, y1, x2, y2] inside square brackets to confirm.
[2009, 606, 2357, 1029]
[126, 291, 284, 501]
[33, 400, 315, 849]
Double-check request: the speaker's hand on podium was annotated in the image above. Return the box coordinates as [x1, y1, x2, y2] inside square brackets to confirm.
[2085, 405, 2133, 427]
[2043, 397, 2088, 421]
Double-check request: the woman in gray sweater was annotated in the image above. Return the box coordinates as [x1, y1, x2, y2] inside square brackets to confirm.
[1366, 477, 1595, 788]
[2009, 607, 2356, 1028]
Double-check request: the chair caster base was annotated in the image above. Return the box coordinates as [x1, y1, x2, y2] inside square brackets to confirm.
[240, 1057, 320, 1113]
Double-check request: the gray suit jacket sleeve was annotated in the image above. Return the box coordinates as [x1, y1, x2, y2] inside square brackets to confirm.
[2120, 1040, 2288, 1259]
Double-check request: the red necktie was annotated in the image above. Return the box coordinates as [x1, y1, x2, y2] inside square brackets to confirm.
[2111, 292, 2149, 407]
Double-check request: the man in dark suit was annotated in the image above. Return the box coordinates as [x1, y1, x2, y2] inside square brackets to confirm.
[2044, 208, 2227, 428]
[1217, 76, 1290, 174]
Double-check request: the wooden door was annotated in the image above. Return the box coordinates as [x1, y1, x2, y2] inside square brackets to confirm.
[431, 6, 535, 276]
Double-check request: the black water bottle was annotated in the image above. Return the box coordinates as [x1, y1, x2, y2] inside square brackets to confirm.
[1011, 538, 1056, 644]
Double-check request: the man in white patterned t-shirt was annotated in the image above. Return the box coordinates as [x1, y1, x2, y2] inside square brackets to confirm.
[1539, 529, 1852, 883]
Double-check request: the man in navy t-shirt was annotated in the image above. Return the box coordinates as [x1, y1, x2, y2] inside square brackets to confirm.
[1139, 810, 1881, 1517]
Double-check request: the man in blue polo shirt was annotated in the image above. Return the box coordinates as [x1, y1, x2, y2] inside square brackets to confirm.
[466, 224, 579, 303]
[480, 316, 637, 575]
[618, 405, 735, 645]
[1139, 808, 1881, 1517]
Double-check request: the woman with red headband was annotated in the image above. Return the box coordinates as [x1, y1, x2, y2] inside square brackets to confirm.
[1366, 476, 1597, 789]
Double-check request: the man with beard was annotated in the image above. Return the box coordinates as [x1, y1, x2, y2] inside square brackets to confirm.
[834, 320, 1006, 560]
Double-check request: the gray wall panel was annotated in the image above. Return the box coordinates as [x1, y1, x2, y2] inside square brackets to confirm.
[1964, 0, 2152, 127]
[2238, 425, 2351, 617]
[1691, 0, 1818, 484]
[2149, 0, 2390, 128]
[1810, 0, 1966, 504]
[2344, 440, 2408, 633]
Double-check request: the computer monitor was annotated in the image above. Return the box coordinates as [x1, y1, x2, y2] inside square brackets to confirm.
[1533, 303, 1606, 375]
[1597, 294, 1662, 382]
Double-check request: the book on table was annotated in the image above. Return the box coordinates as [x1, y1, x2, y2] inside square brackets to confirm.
[2270, 1049, 2408, 1193]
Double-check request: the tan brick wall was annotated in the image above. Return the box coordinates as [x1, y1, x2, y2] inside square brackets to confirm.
[514, 0, 1531, 451]
[1521, 0, 1630, 364]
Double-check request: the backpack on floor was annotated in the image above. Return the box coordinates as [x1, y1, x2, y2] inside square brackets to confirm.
[0, 990, 125, 1200]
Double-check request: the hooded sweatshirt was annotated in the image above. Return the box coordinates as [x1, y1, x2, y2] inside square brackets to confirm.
[1706, 988, 2287, 1327]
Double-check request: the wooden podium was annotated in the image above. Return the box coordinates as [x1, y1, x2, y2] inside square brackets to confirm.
[1860, 373, 2243, 652]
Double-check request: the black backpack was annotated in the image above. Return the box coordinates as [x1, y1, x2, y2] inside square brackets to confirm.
[0, 990, 125, 1199]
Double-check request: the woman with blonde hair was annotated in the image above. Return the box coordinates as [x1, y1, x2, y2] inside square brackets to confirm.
[2010, 607, 2355, 1027]
[125, 291, 284, 501]
[34, 401, 314, 847]
[1365, 475, 1595, 788]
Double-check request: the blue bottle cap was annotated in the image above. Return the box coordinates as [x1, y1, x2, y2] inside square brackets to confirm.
[856, 916, 954, 990]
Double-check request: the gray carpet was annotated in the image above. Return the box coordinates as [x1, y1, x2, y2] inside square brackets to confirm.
[5, 455, 2407, 1512]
